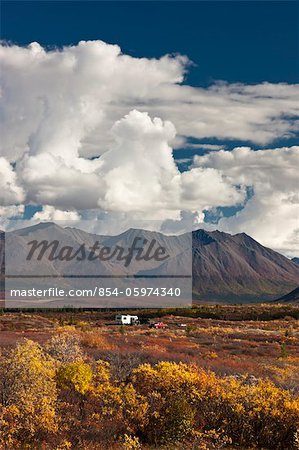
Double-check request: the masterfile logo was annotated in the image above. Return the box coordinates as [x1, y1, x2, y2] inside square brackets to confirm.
[4, 221, 192, 308]
[26, 236, 170, 267]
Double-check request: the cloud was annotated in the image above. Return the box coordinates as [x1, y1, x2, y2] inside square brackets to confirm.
[0, 40, 187, 161]
[0, 205, 24, 231]
[0, 40, 299, 254]
[11, 110, 243, 214]
[1, 40, 299, 165]
[193, 146, 299, 256]
[17, 152, 104, 210]
[32, 205, 80, 221]
[0, 157, 24, 205]
[95, 110, 244, 213]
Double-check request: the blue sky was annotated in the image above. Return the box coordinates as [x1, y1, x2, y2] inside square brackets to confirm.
[0, 1, 298, 255]
[2, 1, 298, 85]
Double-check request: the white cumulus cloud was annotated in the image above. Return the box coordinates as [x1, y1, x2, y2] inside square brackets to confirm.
[1, 40, 299, 164]
[0, 40, 299, 255]
[193, 146, 299, 256]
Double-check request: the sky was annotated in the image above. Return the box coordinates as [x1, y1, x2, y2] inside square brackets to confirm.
[0, 1, 299, 256]
[2, 1, 298, 85]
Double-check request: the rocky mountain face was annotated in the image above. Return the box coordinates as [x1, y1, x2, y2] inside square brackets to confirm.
[292, 257, 299, 265]
[1, 223, 299, 303]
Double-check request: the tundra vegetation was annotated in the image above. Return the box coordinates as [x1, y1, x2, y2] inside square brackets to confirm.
[0, 305, 298, 449]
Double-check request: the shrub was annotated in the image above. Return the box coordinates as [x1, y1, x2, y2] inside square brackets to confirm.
[80, 330, 116, 350]
[122, 434, 142, 450]
[1, 340, 298, 449]
[131, 361, 299, 448]
[0, 340, 57, 447]
[45, 333, 84, 364]
[57, 362, 93, 395]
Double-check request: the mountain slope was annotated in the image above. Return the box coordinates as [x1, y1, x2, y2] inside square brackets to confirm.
[274, 287, 299, 304]
[192, 230, 299, 301]
[5, 223, 126, 277]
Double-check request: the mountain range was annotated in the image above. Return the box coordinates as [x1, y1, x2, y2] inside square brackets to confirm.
[1, 223, 299, 303]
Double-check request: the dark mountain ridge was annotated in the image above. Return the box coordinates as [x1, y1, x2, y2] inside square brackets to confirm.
[192, 229, 299, 301]
[274, 287, 299, 304]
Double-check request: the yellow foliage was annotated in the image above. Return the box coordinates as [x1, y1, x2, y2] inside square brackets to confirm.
[0, 339, 57, 446]
[131, 361, 299, 447]
[204, 351, 218, 360]
[1, 339, 298, 449]
[122, 434, 142, 450]
[94, 359, 111, 384]
[57, 361, 93, 394]
[131, 361, 221, 403]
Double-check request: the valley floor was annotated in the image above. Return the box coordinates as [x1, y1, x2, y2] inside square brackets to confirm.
[0, 304, 298, 449]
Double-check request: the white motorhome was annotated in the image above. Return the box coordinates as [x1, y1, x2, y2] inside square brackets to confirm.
[115, 314, 140, 325]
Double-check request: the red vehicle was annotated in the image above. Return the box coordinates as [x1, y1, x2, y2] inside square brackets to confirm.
[149, 322, 167, 329]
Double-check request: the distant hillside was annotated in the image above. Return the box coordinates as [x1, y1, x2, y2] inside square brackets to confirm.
[192, 229, 299, 302]
[274, 286, 299, 304]
[292, 257, 299, 265]
[1, 223, 299, 303]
